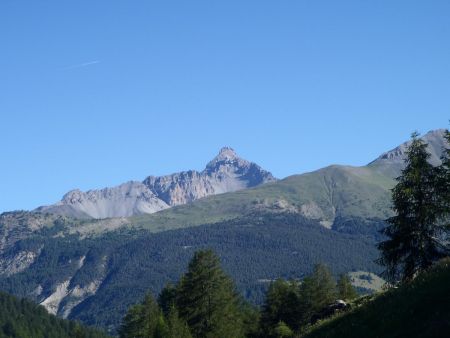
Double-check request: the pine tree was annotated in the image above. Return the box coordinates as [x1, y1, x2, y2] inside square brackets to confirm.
[337, 274, 358, 301]
[436, 129, 450, 235]
[239, 300, 260, 338]
[176, 249, 243, 338]
[378, 132, 445, 283]
[158, 283, 177, 317]
[273, 321, 294, 338]
[119, 293, 163, 338]
[299, 264, 336, 321]
[259, 279, 302, 334]
[164, 306, 192, 338]
[119, 303, 146, 337]
[154, 315, 169, 338]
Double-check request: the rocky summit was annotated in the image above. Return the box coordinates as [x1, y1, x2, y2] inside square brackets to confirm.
[37, 147, 276, 219]
[368, 129, 447, 177]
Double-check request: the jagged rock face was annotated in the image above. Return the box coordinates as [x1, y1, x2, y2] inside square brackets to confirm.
[38, 147, 276, 219]
[368, 129, 448, 177]
[144, 147, 276, 206]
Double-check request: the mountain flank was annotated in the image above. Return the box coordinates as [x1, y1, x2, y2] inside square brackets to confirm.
[36, 147, 276, 219]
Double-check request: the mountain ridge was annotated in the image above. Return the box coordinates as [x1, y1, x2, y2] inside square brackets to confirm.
[37, 147, 276, 219]
[19, 129, 449, 233]
[368, 128, 447, 177]
[117, 129, 447, 233]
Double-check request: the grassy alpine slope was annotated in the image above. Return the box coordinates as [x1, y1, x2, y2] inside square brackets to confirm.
[302, 258, 450, 338]
[128, 165, 395, 232]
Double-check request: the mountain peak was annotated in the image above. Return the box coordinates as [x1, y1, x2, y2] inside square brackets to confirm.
[217, 146, 238, 159]
[205, 146, 246, 171]
[39, 146, 276, 218]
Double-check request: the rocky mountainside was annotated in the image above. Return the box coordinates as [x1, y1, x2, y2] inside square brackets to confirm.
[37, 147, 276, 219]
[368, 129, 447, 177]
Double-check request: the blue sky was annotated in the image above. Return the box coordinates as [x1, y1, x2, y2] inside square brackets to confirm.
[1, 1, 449, 212]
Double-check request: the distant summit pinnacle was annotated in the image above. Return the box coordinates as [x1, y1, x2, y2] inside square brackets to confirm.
[219, 146, 237, 156]
[205, 146, 242, 170]
[216, 146, 238, 160]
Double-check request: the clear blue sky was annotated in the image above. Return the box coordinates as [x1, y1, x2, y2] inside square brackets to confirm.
[1, 1, 449, 212]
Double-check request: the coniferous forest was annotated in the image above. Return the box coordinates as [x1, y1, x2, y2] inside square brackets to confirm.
[0, 291, 108, 338]
[118, 249, 361, 338]
[0, 213, 384, 331]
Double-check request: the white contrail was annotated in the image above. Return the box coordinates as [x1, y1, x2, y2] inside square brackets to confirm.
[63, 60, 100, 70]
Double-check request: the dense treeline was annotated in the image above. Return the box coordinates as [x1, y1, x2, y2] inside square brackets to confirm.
[119, 250, 248, 338]
[119, 250, 358, 338]
[70, 213, 382, 331]
[0, 291, 108, 338]
[0, 213, 382, 332]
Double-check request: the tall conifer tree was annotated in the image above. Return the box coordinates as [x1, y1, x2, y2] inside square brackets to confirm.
[337, 274, 358, 301]
[299, 263, 337, 321]
[119, 293, 163, 338]
[164, 306, 192, 338]
[176, 249, 243, 338]
[259, 279, 302, 334]
[436, 129, 450, 235]
[378, 132, 444, 283]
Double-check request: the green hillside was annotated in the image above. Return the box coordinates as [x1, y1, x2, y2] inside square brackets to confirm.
[0, 291, 109, 338]
[128, 165, 395, 232]
[302, 258, 450, 338]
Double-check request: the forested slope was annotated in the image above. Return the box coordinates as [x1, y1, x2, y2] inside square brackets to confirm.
[0, 291, 108, 338]
[0, 213, 384, 332]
